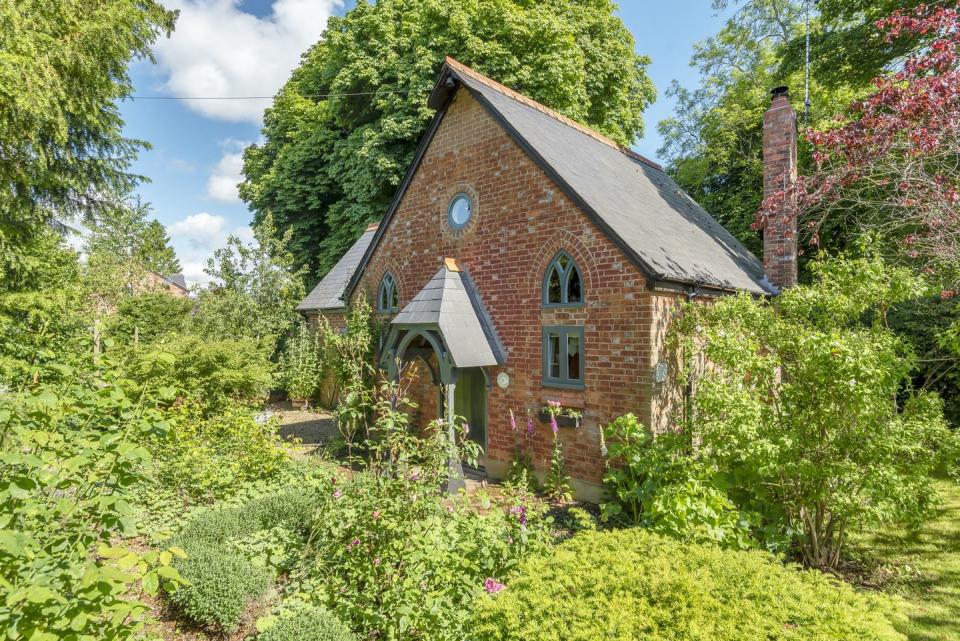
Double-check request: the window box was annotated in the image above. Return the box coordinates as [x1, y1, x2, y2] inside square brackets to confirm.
[537, 409, 581, 428]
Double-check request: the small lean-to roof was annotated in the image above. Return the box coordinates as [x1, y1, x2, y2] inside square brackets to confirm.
[296, 224, 378, 312]
[392, 260, 503, 368]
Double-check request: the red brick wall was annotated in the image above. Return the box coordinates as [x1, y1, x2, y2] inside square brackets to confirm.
[347, 90, 667, 498]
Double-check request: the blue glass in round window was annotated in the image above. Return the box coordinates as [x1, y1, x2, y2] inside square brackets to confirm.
[447, 193, 473, 230]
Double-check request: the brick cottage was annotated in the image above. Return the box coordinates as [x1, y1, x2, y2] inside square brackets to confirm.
[297, 58, 798, 501]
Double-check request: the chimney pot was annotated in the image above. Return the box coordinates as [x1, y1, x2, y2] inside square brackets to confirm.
[771, 86, 790, 101]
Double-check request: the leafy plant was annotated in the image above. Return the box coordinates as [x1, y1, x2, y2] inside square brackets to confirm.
[280, 322, 323, 402]
[672, 255, 960, 568]
[541, 402, 572, 502]
[126, 335, 274, 415]
[148, 404, 290, 503]
[599, 414, 754, 550]
[257, 604, 356, 641]
[0, 365, 186, 641]
[471, 528, 906, 641]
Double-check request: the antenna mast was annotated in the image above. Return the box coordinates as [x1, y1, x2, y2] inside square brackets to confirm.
[804, 0, 813, 125]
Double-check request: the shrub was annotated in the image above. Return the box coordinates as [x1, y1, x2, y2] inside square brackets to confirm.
[168, 545, 272, 632]
[257, 605, 355, 641]
[600, 414, 754, 550]
[279, 322, 323, 401]
[671, 255, 960, 567]
[151, 405, 290, 502]
[110, 291, 193, 346]
[167, 484, 329, 631]
[471, 528, 906, 641]
[0, 373, 186, 641]
[295, 472, 550, 640]
[127, 334, 273, 415]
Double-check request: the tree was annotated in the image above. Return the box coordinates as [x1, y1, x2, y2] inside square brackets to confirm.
[241, 0, 656, 284]
[673, 254, 958, 569]
[762, 5, 960, 286]
[0, 0, 176, 290]
[138, 220, 182, 275]
[658, 0, 933, 259]
[192, 217, 305, 357]
[82, 198, 181, 307]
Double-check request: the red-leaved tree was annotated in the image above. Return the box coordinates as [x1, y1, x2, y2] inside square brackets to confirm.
[759, 4, 960, 290]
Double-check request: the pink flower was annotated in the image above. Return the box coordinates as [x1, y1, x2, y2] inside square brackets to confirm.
[547, 400, 562, 409]
[509, 409, 517, 432]
[373, 557, 381, 566]
[347, 538, 360, 550]
[333, 489, 343, 499]
[484, 577, 505, 594]
[550, 415, 558, 436]
[526, 418, 535, 437]
[372, 510, 381, 520]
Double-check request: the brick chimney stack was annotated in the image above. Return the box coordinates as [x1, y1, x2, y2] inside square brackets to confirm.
[762, 86, 798, 290]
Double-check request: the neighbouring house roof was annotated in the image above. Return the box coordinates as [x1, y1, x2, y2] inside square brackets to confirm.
[345, 58, 776, 298]
[166, 273, 187, 290]
[297, 224, 378, 312]
[391, 259, 504, 368]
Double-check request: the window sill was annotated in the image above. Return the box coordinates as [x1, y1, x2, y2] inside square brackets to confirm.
[541, 381, 585, 391]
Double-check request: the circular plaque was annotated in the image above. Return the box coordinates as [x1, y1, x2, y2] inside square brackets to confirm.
[496, 372, 510, 389]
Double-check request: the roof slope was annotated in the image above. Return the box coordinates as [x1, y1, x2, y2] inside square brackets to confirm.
[435, 59, 775, 295]
[297, 225, 378, 311]
[392, 263, 503, 368]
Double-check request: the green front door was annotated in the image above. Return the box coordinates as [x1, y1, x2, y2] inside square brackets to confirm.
[453, 368, 487, 468]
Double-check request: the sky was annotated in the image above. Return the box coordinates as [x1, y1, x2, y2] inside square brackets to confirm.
[120, 0, 734, 285]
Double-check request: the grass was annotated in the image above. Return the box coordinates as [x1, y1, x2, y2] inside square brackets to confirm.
[847, 479, 960, 641]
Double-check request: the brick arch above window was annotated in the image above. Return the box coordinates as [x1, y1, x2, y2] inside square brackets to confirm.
[531, 229, 599, 305]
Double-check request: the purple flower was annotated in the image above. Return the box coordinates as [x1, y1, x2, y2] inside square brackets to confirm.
[509, 409, 517, 433]
[373, 557, 381, 566]
[347, 538, 360, 550]
[509, 505, 528, 526]
[484, 577, 505, 594]
[550, 414, 558, 436]
[371, 510, 381, 520]
[408, 472, 419, 482]
[333, 489, 343, 499]
[526, 418, 535, 437]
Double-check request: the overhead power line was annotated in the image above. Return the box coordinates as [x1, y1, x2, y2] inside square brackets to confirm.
[128, 88, 419, 100]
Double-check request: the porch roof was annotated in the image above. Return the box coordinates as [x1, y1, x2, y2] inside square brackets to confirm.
[391, 260, 504, 369]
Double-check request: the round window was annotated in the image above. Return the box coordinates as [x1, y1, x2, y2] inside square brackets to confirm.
[447, 193, 473, 230]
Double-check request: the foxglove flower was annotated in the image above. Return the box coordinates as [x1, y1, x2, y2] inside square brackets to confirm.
[484, 577, 505, 594]
[509, 409, 517, 432]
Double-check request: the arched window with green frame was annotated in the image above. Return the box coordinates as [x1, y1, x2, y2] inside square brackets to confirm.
[377, 272, 400, 313]
[543, 251, 583, 307]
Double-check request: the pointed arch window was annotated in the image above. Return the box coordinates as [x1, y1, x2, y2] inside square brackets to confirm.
[377, 272, 400, 313]
[543, 251, 583, 307]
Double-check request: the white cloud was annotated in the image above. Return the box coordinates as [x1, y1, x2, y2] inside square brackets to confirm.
[153, 0, 342, 123]
[168, 212, 255, 285]
[206, 151, 245, 202]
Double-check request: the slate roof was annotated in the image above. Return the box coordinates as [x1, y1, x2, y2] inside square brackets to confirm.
[166, 273, 187, 290]
[296, 224, 378, 311]
[392, 261, 503, 368]
[427, 58, 775, 295]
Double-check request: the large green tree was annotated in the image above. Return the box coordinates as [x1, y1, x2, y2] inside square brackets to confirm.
[241, 0, 656, 284]
[0, 0, 176, 290]
[658, 0, 930, 258]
